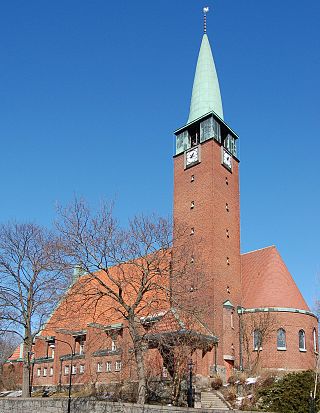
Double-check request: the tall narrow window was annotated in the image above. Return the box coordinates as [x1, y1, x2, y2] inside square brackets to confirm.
[97, 362, 103, 372]
[115, 361, 122, 371]
[314, 329, 318, 353]
[277, 328, 286, 350]
[299, 330, 306, 351]
[111, 340, 117, 351]
[253, 329, 262, 350]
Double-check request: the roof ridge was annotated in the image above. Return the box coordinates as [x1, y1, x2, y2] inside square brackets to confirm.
[241, 245, 275, 256]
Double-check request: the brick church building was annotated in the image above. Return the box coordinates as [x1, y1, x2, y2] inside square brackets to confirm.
[6, 12, 318, 389]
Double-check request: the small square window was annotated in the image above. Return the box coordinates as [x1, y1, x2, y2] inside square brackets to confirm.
[190, 227, 195, 235]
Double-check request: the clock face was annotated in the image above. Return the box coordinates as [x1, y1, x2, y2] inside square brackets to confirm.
[222, 149, 232, 170]
[186, 147, 199, 166]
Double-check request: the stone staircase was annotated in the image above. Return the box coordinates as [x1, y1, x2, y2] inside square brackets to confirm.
[200, 391, 230, 410]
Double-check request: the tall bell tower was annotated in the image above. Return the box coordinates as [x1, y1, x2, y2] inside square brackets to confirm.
[173, 8, 241, 376]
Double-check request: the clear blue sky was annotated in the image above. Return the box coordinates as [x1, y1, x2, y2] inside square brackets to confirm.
[0, 1, 319, 308]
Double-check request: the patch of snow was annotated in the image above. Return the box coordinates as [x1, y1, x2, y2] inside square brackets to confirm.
[246, 377, 258, 385]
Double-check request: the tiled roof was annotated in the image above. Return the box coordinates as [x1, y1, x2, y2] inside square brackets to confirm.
[241, 246, 309, 311]
[7, 345, 22, 361]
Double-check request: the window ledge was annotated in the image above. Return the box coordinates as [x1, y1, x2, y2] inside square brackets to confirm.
[299, 348, 307, 352]
[277, 347, 287, 351]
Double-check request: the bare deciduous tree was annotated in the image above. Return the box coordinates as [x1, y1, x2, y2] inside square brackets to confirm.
[56, 199, 204, 404]
[0, 222, 68, 396]
[240, 312, 277, 374]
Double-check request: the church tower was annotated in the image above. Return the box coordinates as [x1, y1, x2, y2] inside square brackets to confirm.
[173, 9, 241, 376]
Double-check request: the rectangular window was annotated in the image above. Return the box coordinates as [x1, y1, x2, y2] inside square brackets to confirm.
[79, 364, 85, 374]
[111, 340, 117, 351]
[224, 134, 237, 157]
[230, 311, 234, 329]
[64, 365, 69, 375]
[106, 361, 112, 372]
[43, 367, 47, 377]
[97, 362, 103, 373]
[72, 365, 77, 375]
[115, 361, 122, 372]
[200, 116, 221, 143]
[50, 367, 53, 376]
[176, 130, 190, 155]
[37, 368, 41, 377]
[253, 330, 263, 351]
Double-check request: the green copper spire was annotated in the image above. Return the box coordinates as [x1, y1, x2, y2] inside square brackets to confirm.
[187, 25, 224, 123]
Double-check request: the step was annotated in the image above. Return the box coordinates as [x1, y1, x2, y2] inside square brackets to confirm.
[200, 391, 230, 410]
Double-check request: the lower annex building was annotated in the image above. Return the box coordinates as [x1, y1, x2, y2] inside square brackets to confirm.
[6, 11, 318, 389]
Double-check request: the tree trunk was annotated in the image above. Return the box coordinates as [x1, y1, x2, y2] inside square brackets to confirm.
[135, 343, 147, 404]
[128, 319, 146, 404]
[22, 329, 32, 398]
[22, 359, 30, 397]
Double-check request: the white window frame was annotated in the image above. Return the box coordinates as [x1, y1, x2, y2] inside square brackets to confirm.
[253, 329, 263, 351]
[37, 368, 41, 377]
[49, 367, 53, 376]
[97, 362, 103, 373]
[43, 367, 47, 377]
[277, 328, 287, 350]
[79, 364, 85, 374]
[106, 361, 112, 372]
[299, 329, 306, 352]
[115, 361, 122, 372]
[64, 365, 69, 375]
[72, 365, 77, 375]
[111, 340, 117, 351]
[314, 328, 318, 353]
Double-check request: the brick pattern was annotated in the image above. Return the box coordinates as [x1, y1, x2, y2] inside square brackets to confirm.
[241, 311, 318, 370]
[173, 138, 241, 373]
[241, 246, 309, 310]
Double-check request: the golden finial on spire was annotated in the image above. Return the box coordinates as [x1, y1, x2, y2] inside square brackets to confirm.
[203, 6, 209, 33]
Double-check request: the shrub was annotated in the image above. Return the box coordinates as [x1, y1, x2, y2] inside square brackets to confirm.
[258, 370, 319, 413]
[211, 375, 223, 390]
[228, 375, 237, 385]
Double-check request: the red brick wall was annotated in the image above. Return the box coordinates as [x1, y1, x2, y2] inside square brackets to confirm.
[241, 311, 318, 371]
[173, 138, 241, 373]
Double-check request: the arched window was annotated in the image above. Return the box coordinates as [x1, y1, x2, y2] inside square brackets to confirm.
[253, 329, 262, 351]
[277, 328, 286, 350]
[313, 328, 318, 353]
[299, 329, 306, 351]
